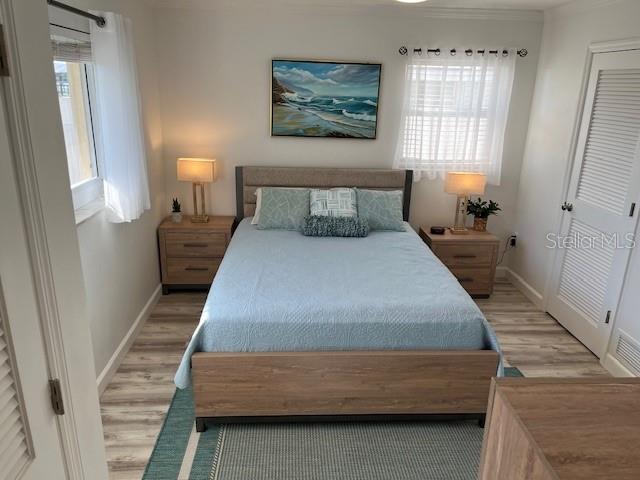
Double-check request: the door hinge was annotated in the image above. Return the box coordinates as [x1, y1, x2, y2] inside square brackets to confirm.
[0, 25, 9, 77]
[605, 310, 611, 325]
[630, 203, 636, 218]
[49, 379, 65, 415]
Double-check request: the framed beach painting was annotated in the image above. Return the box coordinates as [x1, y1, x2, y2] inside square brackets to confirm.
[271, 59, 381, 139]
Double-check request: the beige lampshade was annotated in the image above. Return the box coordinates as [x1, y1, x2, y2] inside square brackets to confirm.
[177, 158, 217, 183]
[444, 172, 486, 195]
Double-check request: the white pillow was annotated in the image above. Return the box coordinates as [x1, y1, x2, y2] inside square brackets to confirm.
[310, 188, 357, 217]
[251, 188, 263, 225]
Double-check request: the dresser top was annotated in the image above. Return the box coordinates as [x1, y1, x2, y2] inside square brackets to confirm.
[419, 227, 499, 244]
[493, 378, 640, 479]
[159, 215, 235, 231]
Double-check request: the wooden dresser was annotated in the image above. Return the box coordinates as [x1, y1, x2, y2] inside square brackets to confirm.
[158, 215, 235, 294]
[479, 378, 640, 480]
[420, 228, 499, 297]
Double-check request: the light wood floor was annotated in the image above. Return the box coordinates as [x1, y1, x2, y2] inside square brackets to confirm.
[100, 279, 609, 479]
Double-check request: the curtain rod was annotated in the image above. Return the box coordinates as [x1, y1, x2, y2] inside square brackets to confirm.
[399, 46, 528, 57]
[47, 0, 106, 28]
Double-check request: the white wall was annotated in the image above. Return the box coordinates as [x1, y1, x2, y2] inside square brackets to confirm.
[510, 0, 640, 372]
[53, 0, 165, 377]
[154, 4, 542, 246]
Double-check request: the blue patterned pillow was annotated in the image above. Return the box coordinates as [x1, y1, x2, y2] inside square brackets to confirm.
[355, 189, 405, 231]
[302, 215, 369, 237]
[256, 187, 310, 231]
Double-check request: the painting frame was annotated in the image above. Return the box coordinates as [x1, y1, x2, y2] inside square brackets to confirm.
[271, 59, 382, 140]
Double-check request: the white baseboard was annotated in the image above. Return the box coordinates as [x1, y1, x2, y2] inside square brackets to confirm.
[96, 284, 162, 395]
[502, 267, 545, 310]
[495, 266, 508, 279]
[602, 353, 636, 377]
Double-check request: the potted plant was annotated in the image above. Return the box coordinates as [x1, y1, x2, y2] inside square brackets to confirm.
[171, 198, 182, 223]
[466, 198, 501, 232]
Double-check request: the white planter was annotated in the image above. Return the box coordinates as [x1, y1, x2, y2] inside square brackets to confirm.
[171, 212, 182, 223]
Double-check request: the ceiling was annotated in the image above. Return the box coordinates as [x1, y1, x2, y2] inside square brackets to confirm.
[395, 0, 573, 8]
[288, 0, 573, 8]
[151, 0, 576, 11]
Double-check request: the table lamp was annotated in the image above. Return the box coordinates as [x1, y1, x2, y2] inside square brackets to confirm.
[444, 172, 486, 234]
[177, 158, 216, 223]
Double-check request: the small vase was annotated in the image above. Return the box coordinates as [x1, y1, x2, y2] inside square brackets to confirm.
[171, 212, 182, 223]
[473, 217, 488, 232]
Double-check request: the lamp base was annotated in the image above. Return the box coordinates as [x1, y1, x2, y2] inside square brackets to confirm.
[190, 215, 209, 223]
[449, 226, 469, 235]
[190, 182, 209, 223]
[449, 195, 469, 234]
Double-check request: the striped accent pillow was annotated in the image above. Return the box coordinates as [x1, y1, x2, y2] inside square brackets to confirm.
[310, 188, 357, 217]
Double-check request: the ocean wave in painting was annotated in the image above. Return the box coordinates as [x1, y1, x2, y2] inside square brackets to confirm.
[273, 94, 379, 138]
[342, 108, 376, 122]
[287, 95, 377, 122]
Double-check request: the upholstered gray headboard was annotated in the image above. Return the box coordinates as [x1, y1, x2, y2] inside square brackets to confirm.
[235, 166, 413, 224]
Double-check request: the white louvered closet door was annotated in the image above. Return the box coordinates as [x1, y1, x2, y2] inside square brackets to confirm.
[0, 63, 67, 478]
[548, 49, 640, 358]
[0, 302, 30, 478]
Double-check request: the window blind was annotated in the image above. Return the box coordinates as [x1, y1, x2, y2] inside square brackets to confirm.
[0, 312, 31, 479]
[51, 40, 92, 63]
[403, 64, 491, 166]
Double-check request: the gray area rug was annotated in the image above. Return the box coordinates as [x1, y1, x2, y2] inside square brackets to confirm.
[211, 421, 484, 480]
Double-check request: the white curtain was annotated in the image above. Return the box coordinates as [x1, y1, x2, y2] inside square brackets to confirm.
[90, 12, 150, 222]
[393, 48, 516, 185]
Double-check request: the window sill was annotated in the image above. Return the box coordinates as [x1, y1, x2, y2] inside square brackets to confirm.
[75, 196, 104, 225]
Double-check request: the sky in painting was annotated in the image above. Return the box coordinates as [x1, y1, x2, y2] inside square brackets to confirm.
[273, 60, 381, 97]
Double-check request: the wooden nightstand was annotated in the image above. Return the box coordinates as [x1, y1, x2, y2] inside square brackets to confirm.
[419, 227, 499, 297]
[158, 215, 235, 294]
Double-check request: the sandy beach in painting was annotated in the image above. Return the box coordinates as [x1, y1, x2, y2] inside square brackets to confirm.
[272, 60, 381, 139]
[272, 100, 377, 138]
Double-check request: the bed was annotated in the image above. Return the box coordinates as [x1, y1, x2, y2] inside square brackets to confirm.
[175, 166, 502, 431]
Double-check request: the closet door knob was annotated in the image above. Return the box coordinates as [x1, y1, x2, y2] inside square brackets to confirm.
[561, 202, 574, 212]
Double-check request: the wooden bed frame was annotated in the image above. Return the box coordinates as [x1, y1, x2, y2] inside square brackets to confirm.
[192, 166, 500, 432]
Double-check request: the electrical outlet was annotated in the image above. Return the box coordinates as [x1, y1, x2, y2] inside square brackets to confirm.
[510, 235, 517, 247]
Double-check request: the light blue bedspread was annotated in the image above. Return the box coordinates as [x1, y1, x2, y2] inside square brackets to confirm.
[175, 219, 502, 388]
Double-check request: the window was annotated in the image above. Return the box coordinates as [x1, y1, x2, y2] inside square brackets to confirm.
[51, 25, 103, 219]
[394, 51, 516, 185]
[51, 11, 150, 223]
[54, 60, 98, 187]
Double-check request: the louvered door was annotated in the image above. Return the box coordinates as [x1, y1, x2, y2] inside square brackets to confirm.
[0, 302, 31, 478]
[0, 53, 67, 478]
[548, 50, 640, 358]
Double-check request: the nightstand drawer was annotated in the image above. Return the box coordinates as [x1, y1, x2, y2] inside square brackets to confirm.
[166, 257, 222, 284]
[449, 267, 492, 294]
[432, 244, 495, 266]
[165, 232, 227, 257]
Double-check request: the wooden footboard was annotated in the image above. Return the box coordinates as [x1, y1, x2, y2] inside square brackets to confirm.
[192, 350, 500, 429]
